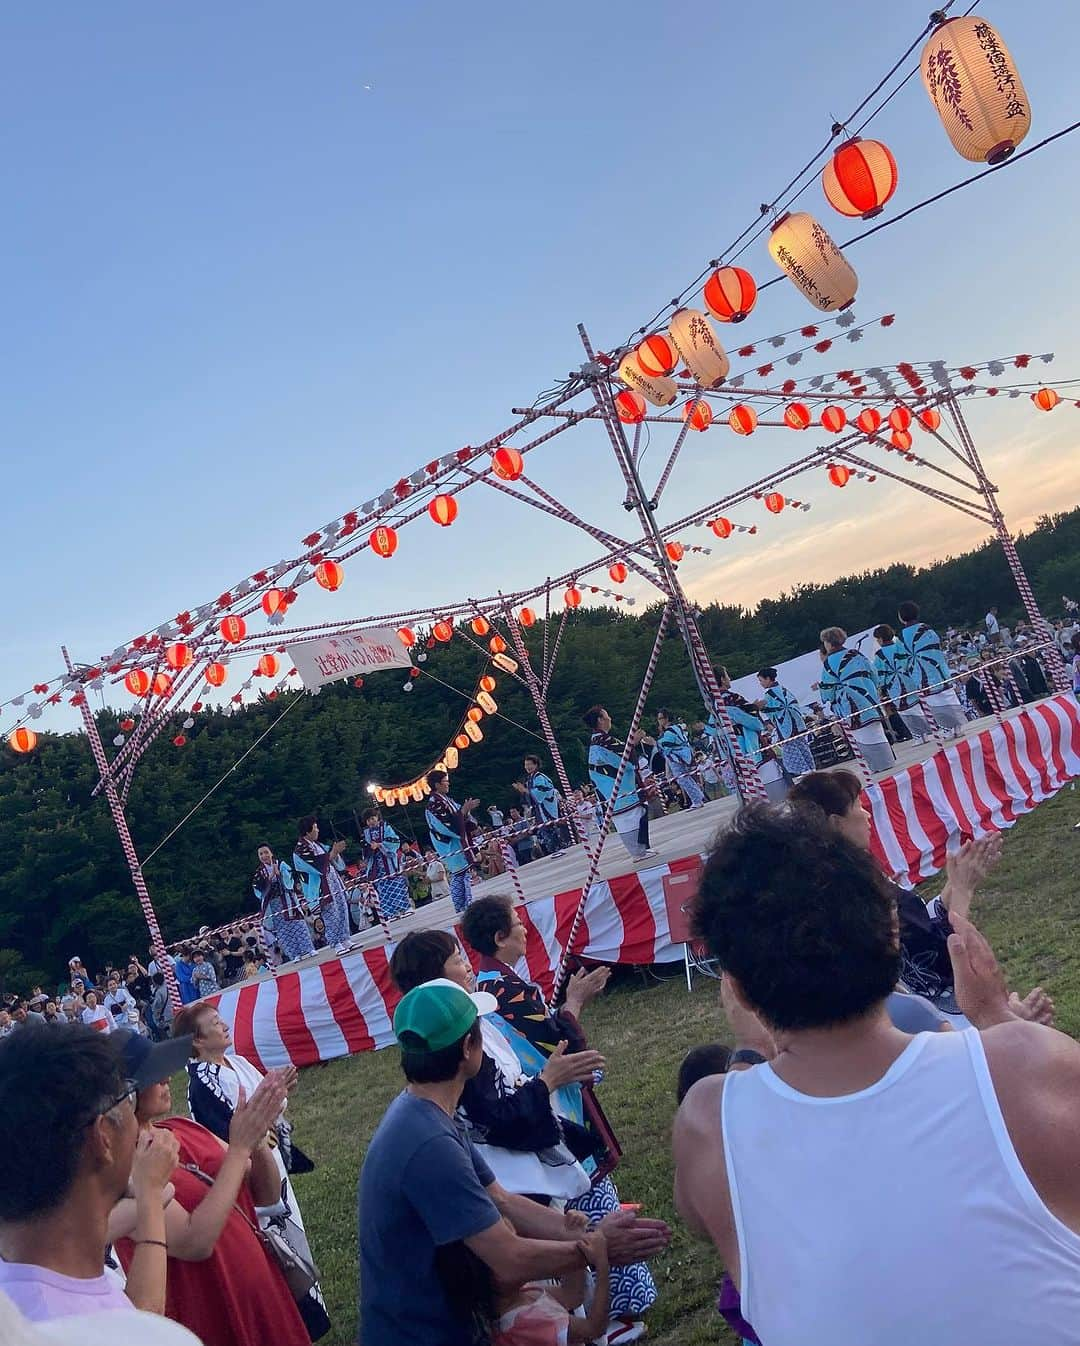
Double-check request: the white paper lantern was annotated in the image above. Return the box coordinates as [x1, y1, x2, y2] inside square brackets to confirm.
[616, 352, 678, 407]
[667, 309, 730, 389]
[921, 17, 1030, 164]
[767, 212, 858, 312]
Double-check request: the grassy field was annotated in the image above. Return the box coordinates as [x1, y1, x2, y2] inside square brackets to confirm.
[179, 784, 1080, 1345]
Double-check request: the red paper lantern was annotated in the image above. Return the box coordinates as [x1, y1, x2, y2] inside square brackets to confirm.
[172, 735, 187, 748]
[764, 493, 785, 514]
[152, 672, 173, 697]
[856, 408, 882, 435]
[888, 406, 912, 432]
[821, 137, 898, 219]
[434, 620, 454, 642]
[220, 615, 247, 644]
[614, 390, 647, 424]
[455, 733, 470, 751]
[682, 399, 713, 432]
[316, 560, 346, 591]
[488, 635, 507, 654]
[470, 616, 490, 636]
[165, 642, 192, 671]
[8, 727, 37, 753]
[666, 541, 684, 562]
[784, 402, 811, 430]
[827, 464, 851, 488]
[918, 408, 942, 431]
[353, 677, 365, 689]
[467, 707, 483, 723]
[205, 662, 227, 687]
[409, 666, 421, 678]
[564, 587, 582, 609]
[258, 654, 279, 678]
[491, 446, 524, 481]
[120, 718, 135, 732]
[480, 675, 497, 693]
[429, 494, 458, 526]
[261, 589, 285, 618]
[1032, 387, 1060, 411]
[369, 527, 398, 560]
[821, 405, 847, 433]
[703, 266, 757, 323]
[519, 607, 537, 626]
[396, 626, 415, 647]
[608, 562, 628, 584]
[729, 404, 757, 435]
[635, 333, 678, 378]
[709, 517, 734, 539]
[125, 669, 151, 697]
[891, 429, 913, 451]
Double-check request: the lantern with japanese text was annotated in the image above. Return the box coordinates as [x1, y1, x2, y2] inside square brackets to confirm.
[764, 493, 785, 514]
[856, 408, 882, 435]
[1032, 387, 1060, 411]
[784, 403, 811, 430]
[683, 400, 713, 432]
[891, 430, 913, 451]
[616, 352, 677, 408]
[477, 690, 497, 714]
[821, 406, 847, 434]
[519, 607, 537, 626]
[369, 527, 397, 560]
[464, 720, 483, 743]
[489, 634, 508, 654]
[608, 562, 628, 584]
[429, 495, 458, 526]
[636, 333, 678, 378]
[729, 404, 757, 436]
[470, 616, 490, 636]
[444, 745, 459, 770]
[703, 266, 757, 323]
[220, 615, 247, 644]
[408, 783, 424, 803]
[205, 662, 227, 687]
[8, 727, 37, 753]
[888, 406, 912, 432]
[614, 390, 647, 424]
[152, 673, 173, 697]
[665, 541, 684, 562]
[491, 446, 525, 481]
[258, 654, 279, 678]
[125, 669, 151, 697]
[396, 626, 416, 647]
[668, 308, 729, 389]
[434, 620, 454, 642]
[918, 408, 942, 431]
[821, 138, 898, 219]
[492, 652, 519, 674]
[709, 517, 734, 539]
[480, 675, 497, 693]
[827, 464, 851, 488]
[564, 587, 582, 609]
[316, 561, 346, 592]
[921, 17, 1030, 164]
[768, 212, 858, 311]
[165, 642, 192, 671]
[261, 589, 285, 618]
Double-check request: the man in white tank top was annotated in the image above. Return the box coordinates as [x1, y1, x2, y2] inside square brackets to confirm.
[673, 804, 1080, 1346]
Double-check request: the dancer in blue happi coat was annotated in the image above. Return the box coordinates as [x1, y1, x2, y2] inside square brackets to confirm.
[896, 600, 968, 731]
[424, 768, 481, 912]
[655, 708, 706, 808]
[583, 705, 656, 862]
[819, 627, 894, 773]
[754, 669, 815, 776]
[293, 815, 352, 953]
[253, 844, 315, 965]
[360, 806, 412, 919]
[873, 623, 934, 741]
[513, 753, 568, 853]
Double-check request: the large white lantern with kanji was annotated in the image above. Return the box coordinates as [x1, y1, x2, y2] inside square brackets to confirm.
[767, 212, 858, 312]
[920, 16, 1031, 164]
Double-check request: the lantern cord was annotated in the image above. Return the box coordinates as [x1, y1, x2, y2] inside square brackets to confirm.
[140, 690, 307, 867]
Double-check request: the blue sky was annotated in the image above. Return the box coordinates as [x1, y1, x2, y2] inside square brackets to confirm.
[4, 1, 1080, 722]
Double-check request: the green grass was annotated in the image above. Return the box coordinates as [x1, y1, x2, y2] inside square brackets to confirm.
[177, 784, 1080, 1345]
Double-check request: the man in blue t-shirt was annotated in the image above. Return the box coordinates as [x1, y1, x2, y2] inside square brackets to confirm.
[358, 980, 669, 1345]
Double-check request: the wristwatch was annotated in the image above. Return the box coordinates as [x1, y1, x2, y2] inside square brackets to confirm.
[730, 1048, 767, 1068]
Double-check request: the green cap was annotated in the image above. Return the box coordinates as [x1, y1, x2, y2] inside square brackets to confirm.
[393, 980, 495, 1054]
